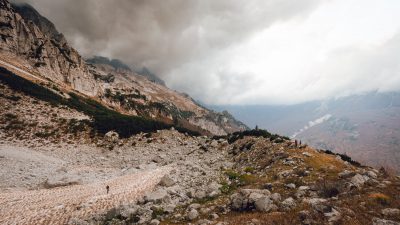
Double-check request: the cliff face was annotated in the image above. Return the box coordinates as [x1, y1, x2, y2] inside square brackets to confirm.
[0, 0, 247, 135]
[0, 0, 98, 96]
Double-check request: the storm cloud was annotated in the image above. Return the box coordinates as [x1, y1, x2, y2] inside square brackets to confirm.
[10, 0, 400, 105]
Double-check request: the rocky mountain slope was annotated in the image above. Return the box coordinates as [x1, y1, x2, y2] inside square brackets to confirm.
[0, 0, 247, 136]
[0, 80, 399, 224]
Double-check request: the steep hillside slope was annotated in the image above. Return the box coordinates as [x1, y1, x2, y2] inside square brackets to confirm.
[0, 0, 247, 136]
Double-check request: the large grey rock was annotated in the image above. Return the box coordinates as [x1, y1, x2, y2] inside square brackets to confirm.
[187, 209, 199, 220]
[230, 189, 272, 211]
[382, 208, 400, 216]
[324, 208, 341, 224]
[105, 131, 119, 143]
[373, 218, 400, 225]
[145, 189, 169, 203]
[285, 183, 296, 189]
[270, 193, 281, 202]
[248, 192, 264, 204]
[206, 182, 221, 197]
[367, 171, 378, 179]
[149, 219, 160, 225]
[303, 198, 327, 206]
[230, 193, 249, 211]
[281, 197, 296, 211]
[350, 174, 369, 188]
[338, 170, 355, 179]
[135, 207, 153, 224]
[159, 175, 175, 187]
[254, 196, 274, 212]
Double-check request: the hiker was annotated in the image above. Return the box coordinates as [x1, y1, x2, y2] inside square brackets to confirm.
[294, 139, 298, 148]
[106, 185, 110, 194]
[299, 140, 302, 146]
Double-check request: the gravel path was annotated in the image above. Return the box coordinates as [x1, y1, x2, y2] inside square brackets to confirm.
[0, 167, 170, 225]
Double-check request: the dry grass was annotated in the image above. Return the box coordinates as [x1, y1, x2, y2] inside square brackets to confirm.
[368, 193, 391, 205]
[218, 210, 308, 225]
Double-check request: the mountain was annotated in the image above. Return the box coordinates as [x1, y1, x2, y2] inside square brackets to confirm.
[211, 92, 400, 172]
[134, 66, 166, 86]
[86, 56, 166, 86]
[1, 1, 399, 225]
[86, 56, 132, 72]
[0, 0, 247, 136]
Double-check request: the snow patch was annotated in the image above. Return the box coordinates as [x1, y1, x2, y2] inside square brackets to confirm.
[291, 114, 332, 138]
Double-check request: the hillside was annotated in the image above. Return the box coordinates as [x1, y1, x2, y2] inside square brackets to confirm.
[0, 0, 247, 136]
[1, 78, 400, 224]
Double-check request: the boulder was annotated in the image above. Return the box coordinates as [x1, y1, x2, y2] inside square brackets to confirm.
[350, 174, 369, 188]
[281, 197, 296, 211]
[149, 219, 160, 225]
[270, 193, 281, 202]
[145, 189, 169, 204]
[285, 183, 296, 189]
[254, 196, 274, 212]
[105, 131, 119, 143]
[230, 193, 249, 211]
[159, 175, 175, 187]
[299, 186, 310, 191]
[303, 198, 327, 206]
[324, 208, 341, 224]
[372, 218, 400, 225]
[367, 171, 378, 179]
[230, 189, 271, 211]
[338, 170, 355, 179]
[187, 209, 199, 220]
[206, 182, 222, 197]
[382, 208, 400, 217]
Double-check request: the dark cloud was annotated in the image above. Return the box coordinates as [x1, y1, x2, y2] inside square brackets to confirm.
[11, 0, 321, 76]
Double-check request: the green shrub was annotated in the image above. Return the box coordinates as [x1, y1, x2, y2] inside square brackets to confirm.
[244, 167, 255, 173]
[220, 181, 236, 194]
[226, 129, 289, 144]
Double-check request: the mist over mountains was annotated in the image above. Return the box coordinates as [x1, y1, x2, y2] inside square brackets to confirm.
[211, 91, 400, 171]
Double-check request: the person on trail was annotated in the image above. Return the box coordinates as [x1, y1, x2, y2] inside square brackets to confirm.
[106, 185, 110, 194]
[295, 139, 298, 148]
[299, 140, 302, 146]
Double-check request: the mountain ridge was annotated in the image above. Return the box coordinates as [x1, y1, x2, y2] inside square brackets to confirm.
[0, 0, 247, 136]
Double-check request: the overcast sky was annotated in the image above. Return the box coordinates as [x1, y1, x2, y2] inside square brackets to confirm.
[12, 0, 400, 105]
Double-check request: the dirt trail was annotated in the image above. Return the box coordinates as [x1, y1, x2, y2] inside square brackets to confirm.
[0, 167, 170, 225]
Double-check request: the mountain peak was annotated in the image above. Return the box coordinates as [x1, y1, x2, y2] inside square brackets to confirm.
[86, 56, 131, 71]
[12, 2, 65, 42]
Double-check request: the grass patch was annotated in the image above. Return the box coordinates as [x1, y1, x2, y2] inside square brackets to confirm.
[244, 167, 255, 173]
[220, 181, 237, 194]
[224, 169, 258, 187]
[322, 149, 361, 167]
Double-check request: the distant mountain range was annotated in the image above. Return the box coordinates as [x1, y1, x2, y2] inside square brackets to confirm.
[211, 91, 400, 171]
